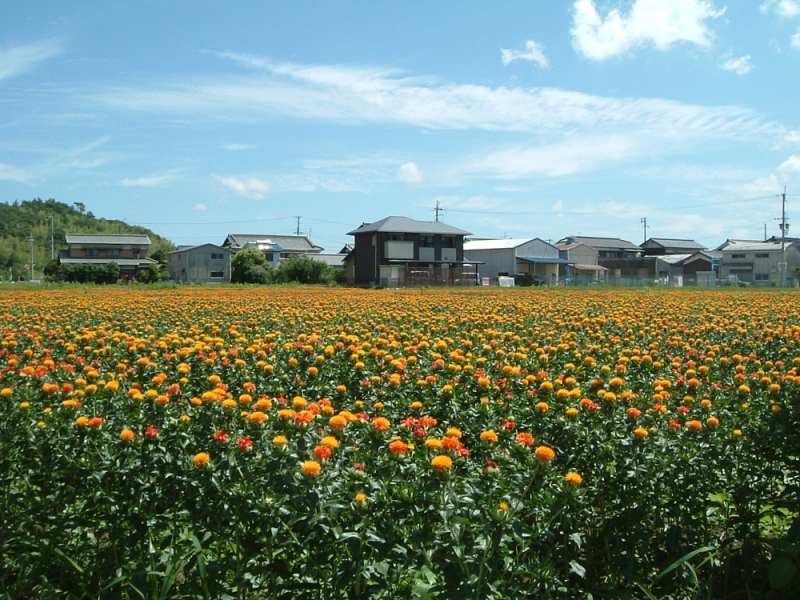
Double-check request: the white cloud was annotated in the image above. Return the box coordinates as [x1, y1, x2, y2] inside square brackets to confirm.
[0, 163, 31, 182]
[0, 39, 61, 80]
[120, 172, 177, 187]
[552, 200, 564, 212]
[501, 40, 549, 67]
[571, 0, 725, 61]
[221, 143, 257, 150]
[793, 30, 800, 49]
[720, 55, 753, 75]
[193, 203, 207, 211]
[777, 154, 800, 172]
[215, 175, 269, 199]
[760, 0, 800, 18]
[398, 162, 423, 184]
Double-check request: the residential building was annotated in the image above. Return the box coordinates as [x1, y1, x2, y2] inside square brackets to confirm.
[641, 238, 707, 255]
[222, 234, 323, 267]
[556, 236, 642, 258]
[464, 238, 570, 285]
[167, 244, 232, 283]
[59, 233, 156, 280]
[555, 242, 606, 283]
[716, 239, 800, 286]
[347, 216, 474, 286]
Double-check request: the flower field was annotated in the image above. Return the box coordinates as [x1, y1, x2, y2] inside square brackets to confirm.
[1, 287, 799, 599]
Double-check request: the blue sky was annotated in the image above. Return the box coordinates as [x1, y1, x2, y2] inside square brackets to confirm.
[2, 1, 799, 252]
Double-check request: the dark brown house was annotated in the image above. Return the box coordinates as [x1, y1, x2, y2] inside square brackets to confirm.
[346, 216, 474, 287]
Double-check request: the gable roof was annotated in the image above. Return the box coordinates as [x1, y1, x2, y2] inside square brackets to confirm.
[557, 236, 641, 252]
[65, 233, 151, 246]
[348, 216, 470, 236]
[716, 239, 790, 252]
[223, 234, 323, 252]
[167, 243, 231, 255]
[643, 238, 706, 251]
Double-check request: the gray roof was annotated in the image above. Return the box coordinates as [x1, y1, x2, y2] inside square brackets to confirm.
[558, 236, 641, 252]
[656, 253, 693, 265]
[308, 253, 347, 267]
[223, 234, 323, 252]
[59, 257, 157, 267]
[168, 243, 231, 255]
[65, 233, 151, 246]
[716, 239, 790, 252]
[348, 216, 471, 236]
[643, 238, 707, 250]
[464, 238, 535, 250]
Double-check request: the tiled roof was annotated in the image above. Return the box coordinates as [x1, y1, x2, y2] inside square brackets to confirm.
[558, 236, 641, 251]
[716, 239, 790, 252]
[348, 216, 470, 236]
[644, 238, 706, 250]
[59, 257, 156, 267]
[224, 234, 323, 252]
[65, 233, 151, 245]
[168, 243, 231, 255]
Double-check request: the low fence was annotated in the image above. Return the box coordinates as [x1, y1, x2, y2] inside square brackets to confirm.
[381, 266, 479, 288]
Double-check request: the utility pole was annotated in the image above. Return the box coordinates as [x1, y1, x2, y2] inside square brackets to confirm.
[640, 217, 648, 243]
[434, 200, 443, 222]
[49, 215, 55, 260]
[295, 216, 301, 236]
[780, 187, 787, 288]
[27, 233, 35, 283]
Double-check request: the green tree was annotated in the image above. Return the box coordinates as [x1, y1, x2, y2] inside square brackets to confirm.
[231, 248, 269, 284]
[274, 255, 335, 284]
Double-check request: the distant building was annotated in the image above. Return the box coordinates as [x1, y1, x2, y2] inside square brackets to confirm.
[59, 233, 156, 280]
[464, 238, 570, 285]
[167, 244, 232, 284]
[347, 216, 474, 286]
[222, 234, 323, 267]
[557, 236, 642, 258]
[641, 238, 707, 255]
[555, 241, 606, 283]
[716, 239, 800, 286]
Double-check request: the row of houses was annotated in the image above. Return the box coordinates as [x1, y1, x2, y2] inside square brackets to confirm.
[56, 216, 800, 287]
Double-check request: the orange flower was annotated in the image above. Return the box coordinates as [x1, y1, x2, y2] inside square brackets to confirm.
[249, 411, 267, 424]
[75, 416, 89, 427]
[273, 435, 288, 446]
[564, 472, 582, 485]
[479, 430, 498, 443]
[193, 452, 211, 467]
[445, 427, 462, 438]
[706, 416, 719, 427]
[388, 439, 408, 454]
[301, 460, 321, 477]
[329, 415, 348, 429]
[634, 427, 649, 438]
[313, 446, 332, 460]
[320, 436, 339, 449]
[120, 429, 135, 442]
[534, 446, 555, 464]
[372, 416, 390, 432]
[685, 420, 703, 431]
[431, 455, 453, 472]
[515, 432, 534, 446]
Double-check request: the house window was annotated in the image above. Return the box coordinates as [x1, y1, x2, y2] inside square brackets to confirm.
[387, 234, 406, 241]
[442, 236, 456, 249]
[731, 253, 746, 259]
[280, 253, 289, 259]
[85, 248, 99, 257]
[264, 253, 274, 262]
[754, 253, 769, 258]
[132, 249, 140, 259]
[754, 273, 770, 281]
[210, 271, 224, 278]
[420, 235, 435, 247]
[106, 249, 120, 257]
[211, 253, 224, 260]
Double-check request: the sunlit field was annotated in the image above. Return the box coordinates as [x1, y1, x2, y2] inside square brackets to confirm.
[1, 287, 798, 599]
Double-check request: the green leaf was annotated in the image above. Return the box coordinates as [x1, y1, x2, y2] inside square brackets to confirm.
[769, 558, 797, 590]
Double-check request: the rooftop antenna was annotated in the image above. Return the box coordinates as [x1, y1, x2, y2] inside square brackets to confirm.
[295, 216, 301, 236]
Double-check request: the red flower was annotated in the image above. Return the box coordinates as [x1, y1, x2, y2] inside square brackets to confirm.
[501, 419, 516, 430]
[237, 436, 254, 452]
[213, 429, 229, 443]
[145, 425, 159, 439]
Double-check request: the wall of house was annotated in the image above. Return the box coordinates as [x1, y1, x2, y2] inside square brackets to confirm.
[68, 245, 147, 259]
[168, 247, 231, 283]
[566, 245, 598, 265]
[464, 248, 516, 280]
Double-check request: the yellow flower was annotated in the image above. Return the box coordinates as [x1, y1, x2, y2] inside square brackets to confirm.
[355, 493, 367, 503]
[480, 430, 498, 443]
[634, 427, 649, 438]
[320, 436, 339, 449]
[75, 416, 89, 427]
[564, 472, 582, 485]
[445, 427, 462, 439]
[273, 435, 288, 446]
[431, 455, 453, 472]
[301, 460, 321, 477]
[499, 501, 509, 511]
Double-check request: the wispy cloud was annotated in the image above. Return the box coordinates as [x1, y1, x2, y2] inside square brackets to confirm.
[793, 30, 800, 49]
[120, 171, 178, 187]
[0, 39, 61, 81]
[221, 143, 257, 150]
[215, 175, 269, 199]
[0, 163, 31, 183]
[720, 55, 753, 75]
[193, 203, 207, 211]
[571, 0, 725, 61]
[501, 40, 549, 67]
[398, 162, 423, 184]
[760, 0, 800, 18]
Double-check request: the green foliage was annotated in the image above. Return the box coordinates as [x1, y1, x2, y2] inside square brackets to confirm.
[0, 198, 174, 279]
[274, 254, 336, 284]
[60, 262, 121, 284]
[231, 248, 270, 284]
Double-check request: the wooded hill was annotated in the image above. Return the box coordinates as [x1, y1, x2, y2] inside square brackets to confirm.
[0, 198, 175, 281]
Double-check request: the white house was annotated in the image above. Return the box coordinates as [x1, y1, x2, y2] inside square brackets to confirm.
[464, 238, 571, 285]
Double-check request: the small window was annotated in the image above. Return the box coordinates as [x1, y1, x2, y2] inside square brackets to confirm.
[754, 253, 769, 258]
[731, 253, 746, 259]
[264, 252, 274, 262]
[442, 236, 456, 249]
[280, 253, 289, 259]
[106, 249, 119, 257]
[85, 248, 99, 257]
[210, 271, 224, 278]
[388, 234, 406, 241]
[754, 273, 770, 281]
[211, 253, 224, 260]
[420, 235, 435, 248]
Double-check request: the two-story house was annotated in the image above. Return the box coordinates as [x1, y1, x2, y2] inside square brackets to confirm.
[167, 244, 232, 283]
[716, 239, 800, 286]
[347, 216, 474, 286]
[464, 238, 571, 285]
[59, 233, 156, 280]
